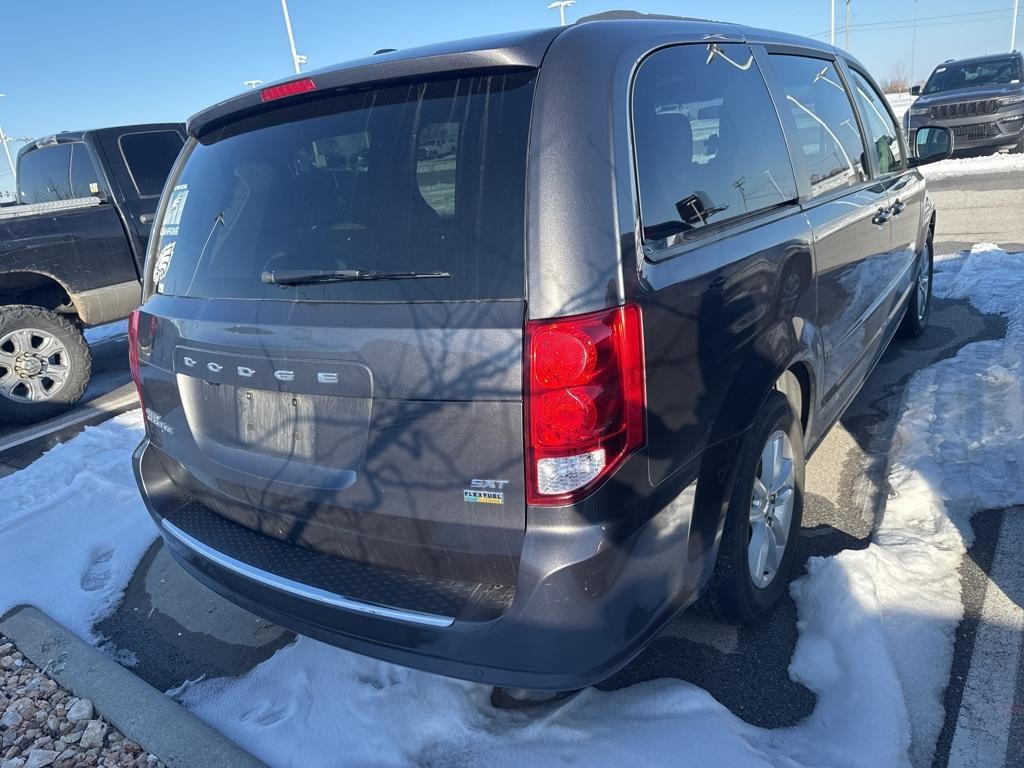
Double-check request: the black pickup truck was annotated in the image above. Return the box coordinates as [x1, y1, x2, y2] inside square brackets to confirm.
[0, 124, 184, 422]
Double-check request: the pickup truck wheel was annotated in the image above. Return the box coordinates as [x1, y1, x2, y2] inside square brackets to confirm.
[702, 390, 805, 624]
[899, 234, 933, 339]
[0, 305, 91, 423]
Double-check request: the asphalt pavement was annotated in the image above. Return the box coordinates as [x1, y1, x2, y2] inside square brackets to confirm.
[1, 167, 1021, 767]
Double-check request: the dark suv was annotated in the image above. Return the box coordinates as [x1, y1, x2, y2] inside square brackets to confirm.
[905, 52, 1024, 155]
[130, 15, 952, 691]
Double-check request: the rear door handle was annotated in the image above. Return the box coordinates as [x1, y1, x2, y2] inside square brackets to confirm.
[890, 199, 906, 216]
[872, 208, 891, 226]
[139, 214, 154, 224]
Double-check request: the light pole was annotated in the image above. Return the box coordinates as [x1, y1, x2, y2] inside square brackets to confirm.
[0, 94, 16, 191]
[548, 1, 575, 27]
[844, 0, 851, 51]
[279, 0, 307, 75]
[1013, 0, 1020, 51]
[830, 0, 835, 46]
[910, 0, 918, 91]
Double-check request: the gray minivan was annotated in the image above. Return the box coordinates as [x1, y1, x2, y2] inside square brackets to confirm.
[130, 14, 952, 692]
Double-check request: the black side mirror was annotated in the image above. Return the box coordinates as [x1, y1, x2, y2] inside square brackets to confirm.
[909, 126, 954, 167]
[910, 85, 921, 96]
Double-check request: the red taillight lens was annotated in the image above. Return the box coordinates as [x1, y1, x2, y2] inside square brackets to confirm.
[127, 309, 144, 409]
[525, 304, 646, 505]
[260, 78, 317, 102]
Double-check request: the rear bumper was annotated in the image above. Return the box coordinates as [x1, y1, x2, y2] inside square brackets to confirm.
[133, 438, 704, 690]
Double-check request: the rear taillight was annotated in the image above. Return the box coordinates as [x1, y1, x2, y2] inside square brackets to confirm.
[128, 309, 144, 409]
[525, 304, 646, 505]
[260, 78, 317, 102]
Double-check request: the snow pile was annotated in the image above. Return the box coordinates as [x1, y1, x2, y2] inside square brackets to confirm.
[920, 152, 1024, 181]
[0, 411, 155, 640]
[84, 320, 129, 346]
[886, 92, 914, 121]
[178, 245, 1024, 767]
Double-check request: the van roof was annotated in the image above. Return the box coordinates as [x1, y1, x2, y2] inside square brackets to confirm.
[187, 16, 839, 138]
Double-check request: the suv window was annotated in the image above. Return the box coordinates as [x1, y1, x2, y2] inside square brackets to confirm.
[770, 55, 868, 198]
[69, 143, 105, 198]
[152, 71, 535, 302]
[923, 56, 1023, 95]
[848, 70, 903, 175]
[17, 144, 73, 203]
[633, 44, 798, 246]
[119, 131, 184, 197]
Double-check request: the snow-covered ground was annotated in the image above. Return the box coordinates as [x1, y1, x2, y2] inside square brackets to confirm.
[886, 92, 914, 121]
[920, 152, 1024, 181]
[2, 245, 1023, 766]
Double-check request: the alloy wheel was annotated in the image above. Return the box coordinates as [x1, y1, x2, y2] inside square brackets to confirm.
[748, 429, 795, 589]
[0, 327, 72, 403]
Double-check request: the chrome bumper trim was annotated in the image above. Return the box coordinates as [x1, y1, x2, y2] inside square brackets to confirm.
[161, 519, 456, 629]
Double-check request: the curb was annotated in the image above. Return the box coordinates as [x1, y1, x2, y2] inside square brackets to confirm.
[0, 383, 139, 456]
[0, 605, 268, 768]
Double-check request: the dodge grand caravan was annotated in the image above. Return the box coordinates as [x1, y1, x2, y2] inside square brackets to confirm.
[130, 14, 953, 691]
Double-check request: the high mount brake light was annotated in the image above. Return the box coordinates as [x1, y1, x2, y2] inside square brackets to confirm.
[260, 78, 317, 102]
[525, 305, 646, 505]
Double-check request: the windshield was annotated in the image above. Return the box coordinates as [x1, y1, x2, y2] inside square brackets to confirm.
[150, 70, 535, 302]
[922, 57, 1022, 95]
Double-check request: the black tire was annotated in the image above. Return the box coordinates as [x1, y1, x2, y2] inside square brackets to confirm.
[0, 305, 92, 424]
[702, 390, 805, 625]
[1012, 137, 1024, 155]
[898, 232, 933, 339]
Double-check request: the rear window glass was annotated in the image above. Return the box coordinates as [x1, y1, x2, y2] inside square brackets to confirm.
[18, 144, 73, 203]
[120, 131, 184, 197]
[152, 71, 536, 302]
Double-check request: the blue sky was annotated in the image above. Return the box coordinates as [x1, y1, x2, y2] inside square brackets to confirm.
[1, 0, 1020, 197]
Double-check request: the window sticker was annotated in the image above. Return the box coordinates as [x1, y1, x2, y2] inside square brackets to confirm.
[153, 241, 175, 284]
[160, 184, 189, 237]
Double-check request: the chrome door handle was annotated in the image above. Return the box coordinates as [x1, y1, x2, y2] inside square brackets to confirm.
[890, 199, 906, 216]
[872, 208, 891, 226]
[139, 214, 154, 224]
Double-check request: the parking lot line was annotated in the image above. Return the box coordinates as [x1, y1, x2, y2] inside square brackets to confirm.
[949, 511, 1024, 768]
[0, 383, 139, 455]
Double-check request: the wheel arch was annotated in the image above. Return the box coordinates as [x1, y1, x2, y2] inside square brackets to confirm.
[0, 270, 77, 316]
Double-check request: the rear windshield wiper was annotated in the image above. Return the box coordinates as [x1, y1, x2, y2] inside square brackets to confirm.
[261, 268, 451, 286]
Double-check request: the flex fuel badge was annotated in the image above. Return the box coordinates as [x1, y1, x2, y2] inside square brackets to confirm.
[464, 479, 508, 505]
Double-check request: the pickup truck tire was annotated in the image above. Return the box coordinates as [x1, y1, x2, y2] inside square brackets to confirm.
[701, 390, 805, 625]
[0, 305, 92, 423]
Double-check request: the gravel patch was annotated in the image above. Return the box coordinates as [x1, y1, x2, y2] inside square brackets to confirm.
[0, 634, 163, 768]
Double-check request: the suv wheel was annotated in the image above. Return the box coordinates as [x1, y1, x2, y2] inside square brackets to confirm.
[899, 233, 933, 339]
[703, 390, 805, 624]
[0, 305, 92, 423]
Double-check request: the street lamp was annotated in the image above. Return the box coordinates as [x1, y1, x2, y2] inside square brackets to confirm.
[244, 80, 264, 89]
[548, 1, 575, 27]
[0, 94, 16, 190]
[1013, 0, 1020, 51]
[279, 0, 307, 75]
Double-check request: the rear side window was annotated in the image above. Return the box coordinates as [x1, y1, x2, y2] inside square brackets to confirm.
[633, 43, 798, 247]
[152, 71, 535, 302]
[848, 70, 903, 175]
[120, 131, 184, 197]
[770, 56, 868, 198]
[18, 144, 73, 203]
[70, 144, 105, 198]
